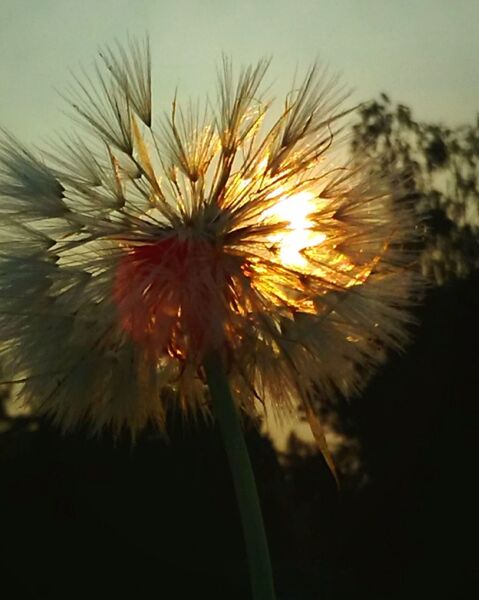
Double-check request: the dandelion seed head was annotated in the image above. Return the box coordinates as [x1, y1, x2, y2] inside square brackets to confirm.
[0, 40, 420, 435]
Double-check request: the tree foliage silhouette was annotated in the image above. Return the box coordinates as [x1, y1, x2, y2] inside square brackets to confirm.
[351, 94, 479, 284]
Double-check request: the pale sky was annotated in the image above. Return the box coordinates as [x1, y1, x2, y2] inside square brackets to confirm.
[1, 0, 478, 145]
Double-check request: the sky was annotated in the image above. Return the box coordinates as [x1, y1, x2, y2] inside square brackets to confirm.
[1, 0, 478, 145]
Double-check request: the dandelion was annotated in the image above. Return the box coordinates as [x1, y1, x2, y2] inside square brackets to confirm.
[0, 39, 418, 599]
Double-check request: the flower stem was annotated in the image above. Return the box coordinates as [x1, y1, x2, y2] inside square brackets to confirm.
[203, 350, 277, 600]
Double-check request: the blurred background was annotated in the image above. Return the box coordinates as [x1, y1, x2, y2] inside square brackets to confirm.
[1, 1, 478, 598]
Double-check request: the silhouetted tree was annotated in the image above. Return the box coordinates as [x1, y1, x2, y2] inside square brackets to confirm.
[351, 94, 479, 284]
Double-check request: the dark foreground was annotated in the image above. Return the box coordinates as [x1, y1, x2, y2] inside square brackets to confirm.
[1, 274, 478, 599]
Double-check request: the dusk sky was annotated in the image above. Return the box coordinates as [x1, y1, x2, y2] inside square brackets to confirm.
[1, 0, 478, 144]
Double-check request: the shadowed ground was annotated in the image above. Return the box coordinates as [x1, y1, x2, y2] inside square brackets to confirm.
[0, 273, 478, 599]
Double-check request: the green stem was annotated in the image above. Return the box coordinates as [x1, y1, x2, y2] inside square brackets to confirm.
[203, 350, 277, 600]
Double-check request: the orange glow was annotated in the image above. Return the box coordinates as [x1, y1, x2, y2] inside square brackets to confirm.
[114, 171, 375, 352]
[252, 178, 376, 311]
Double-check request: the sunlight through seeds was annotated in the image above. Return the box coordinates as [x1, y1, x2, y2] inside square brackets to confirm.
[263, 190, 327, 269]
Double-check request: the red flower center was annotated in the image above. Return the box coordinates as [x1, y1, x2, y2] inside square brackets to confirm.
[113, 236, 232, 358]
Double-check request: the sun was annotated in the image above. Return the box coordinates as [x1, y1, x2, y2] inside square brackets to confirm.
[263, 189, 327, 269]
